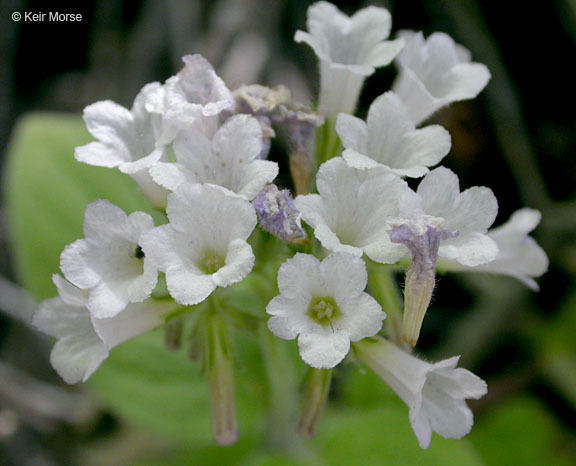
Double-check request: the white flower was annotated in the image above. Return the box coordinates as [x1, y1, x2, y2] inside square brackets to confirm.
[75, 83, 169, 207]
[355, 337, 487, 449]
[140, 184, 257, 306]
[295, 2, 404, 118]
[150, 114, 279, 200]
[393, 32, 491, 125]
[267, 252, 385, 369]
[294, 158, 409, 264]
[145, 54, 234, 144]
[394, 166, 499, 267]
[33, 275, 176, 384]
[388, 167, 498, 345]
[440, 208, 549, 290]
[60, 201, 158, 319]
[337, 91, 451, 177]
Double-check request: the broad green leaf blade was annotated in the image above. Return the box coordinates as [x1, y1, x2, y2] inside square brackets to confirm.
[470, 396, 574, 466]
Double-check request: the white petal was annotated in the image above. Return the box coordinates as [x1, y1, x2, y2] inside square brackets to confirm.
[364, 39, 405, 67]
[400, 125, 451, 169]
[52, 274, 86, 307]
[212, 114, 262, 164]
[75, 142, 124, 168]
[469, 208, 548, 289]
[410, 408, 433, 449]
[267, 296, 312, 339]
[77, 101, 134, 165]
[445, 186, 498, 235]
[166, 183, 256, 243]
[294, 194, 326, 229]
[393, 32, 490, 125]
[440, 232, 498, 266]
[237, 160, 279, 200]
[178, 54, 234, 116]
[363, 236, 407, 264]
[439, 63, 491, 103]
[82, 200, 129, 242]
[314, 223, 364, 256]
[149, 162, 189, 191]
[139, 225, 190, 273]
[165, 266, 217, 305]
[298, 331, 350, 369]
[416, 167, 460, 215]
[344, 92, 452, 174]
[60, 240, 100, 289]
[92, 300, 177, 349]
[212, 239, 255, 287]
[276, 253, 321, 299]
[86, 281, 131, 318]
[342, 148, 381, 170]
[336, 113, 368, 152]
[50, 333, 109, 384]
[319, 252, 367, 298]
[337, 293, 385, 341]
[34, 295, 108, 384]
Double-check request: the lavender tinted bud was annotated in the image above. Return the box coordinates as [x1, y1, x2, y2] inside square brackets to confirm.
[274, 104, 324, 153]
[253, 185, 305, 242]
[390, 219, 458, 346]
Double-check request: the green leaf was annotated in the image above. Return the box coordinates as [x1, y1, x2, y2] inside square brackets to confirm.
[470, 396, 575, 466]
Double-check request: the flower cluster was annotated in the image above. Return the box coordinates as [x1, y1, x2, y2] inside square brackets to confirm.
[34, 1, 548, 450]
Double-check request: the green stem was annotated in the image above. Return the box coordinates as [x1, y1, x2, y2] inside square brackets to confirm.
[203, 297, 237, 446]
[367, 263, 404, 346]
[313, 118, 341, 169]
[259, 324, 302, 452]
[299, 368, 332, 438]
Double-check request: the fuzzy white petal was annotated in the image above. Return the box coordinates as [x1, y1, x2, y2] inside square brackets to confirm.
[393, 32, 491, 124]
[212, 239, 255, 288]
[338, 92, 451, 177]
[298, 331, 350, 369]
[319, 250, 367, 297]
[169, 115, 277, 199]
[440, 232, 498, 266]
[440, 208, 548, 289]
[276, 253, 321, 299]
[337, 294, 385, 341]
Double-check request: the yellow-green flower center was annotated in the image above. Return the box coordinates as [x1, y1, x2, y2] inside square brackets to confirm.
[307, 296, 340, 326]
[199, 251, 225, 274]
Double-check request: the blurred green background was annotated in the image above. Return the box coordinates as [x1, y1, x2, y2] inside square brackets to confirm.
[1, 0, 576, 464]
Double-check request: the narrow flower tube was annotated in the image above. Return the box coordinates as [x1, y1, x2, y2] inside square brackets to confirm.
[354, 337, 487, 449]
[299, 368, 332, 438]
[203, 309, 237, 446]
[390, 221, 457, 346]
